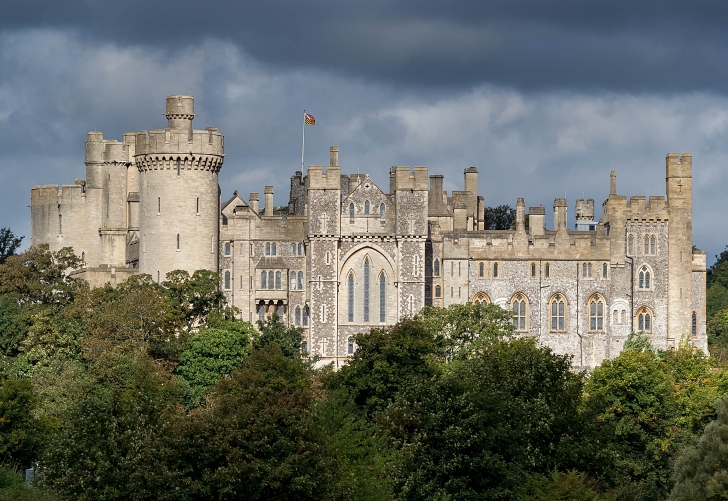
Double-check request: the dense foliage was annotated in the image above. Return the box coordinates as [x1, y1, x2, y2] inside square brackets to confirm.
[0, 243, 726, 500]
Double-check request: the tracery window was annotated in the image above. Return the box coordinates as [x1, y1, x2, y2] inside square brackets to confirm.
[643, 234, 656, 255]
[638, 265, 652, 290]
[364, 258, 370, 322]
[588, 295, 605, 331]
[434, 259, 440, 276]
[473, 292, 489, 305]
[348, 272, 355, 323]
[268, 271, 274, 290]
[512, 293, 528, 331]
[637, 306, 652, 332]
[550, 294, 566, 332]
[379, 272, 386, 323]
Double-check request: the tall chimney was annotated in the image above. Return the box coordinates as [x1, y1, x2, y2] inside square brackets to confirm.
[330, 146, 339, 167]
[249, 193, 259, 213]
[264, 186, 274, 217]
[610, 170, 617, 196]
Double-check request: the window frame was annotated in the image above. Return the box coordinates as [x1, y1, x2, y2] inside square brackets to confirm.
[511, 293, 528, 331]
[588, 294, 606, 332]
[549, 293, 566, 332]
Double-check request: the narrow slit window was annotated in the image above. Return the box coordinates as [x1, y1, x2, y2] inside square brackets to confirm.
[58, 214, 62, 234]
[363, 258, 370, 322]
[531, 263, 536, 278]
[493, 263, 499, 278]
[545, 263, 550, 278]
[349, 203, 354, 220]
[295, 307, 301, 326]
[177, 234, 180, 250]
[268, 271, 274, 290]
[348, 273, 355, 322]
[479, 262, 484, 277]
[603, 263, 608, 278]
[380, 203, 385, 219]
[177, 158, 181, 176]
[434, 259, 440, 276]
[275, 271, 281, 289]
[364, 200, 370, 214]
[196, 198, 199, 214]
[261, 271, 267, 289]
[224, 271, 230, 290]
[298, 271, 303, 290]
[158, 197, 160, 214]
[380, 273, 386, 322]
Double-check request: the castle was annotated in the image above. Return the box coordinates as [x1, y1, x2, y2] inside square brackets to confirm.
[30, 95, 707, 369]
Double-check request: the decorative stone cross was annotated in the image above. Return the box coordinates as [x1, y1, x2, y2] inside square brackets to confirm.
[319, 213, 329, 234]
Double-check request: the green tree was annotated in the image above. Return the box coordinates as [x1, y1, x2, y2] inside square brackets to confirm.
[177, 324, 254, 406]
[0, 296, 32, 357]
[383, 338, 585, 500]
[166, 345, 328, 500]
[670, 395, 728, 501]
[0, 228, 23, 265]
[623, 331, 655, 353]
[416, 302, 514, 361]
[0, 245, 83, 310]
[482, 205, 516, 230]
[0, 377, 50, 468]
[525, 471, 609, 501]
[327, 319, 439, 418]
[254, 313, 304, 358]
[162, 269, 231, 331]
[40, 354, 182, 501]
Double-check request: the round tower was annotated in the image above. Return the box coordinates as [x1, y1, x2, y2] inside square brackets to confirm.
[136, 95, 224, 282]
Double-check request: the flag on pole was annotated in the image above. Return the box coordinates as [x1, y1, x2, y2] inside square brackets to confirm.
[304, 113, 315, 125]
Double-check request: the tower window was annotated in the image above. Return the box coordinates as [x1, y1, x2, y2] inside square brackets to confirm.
[512, 294, 528, 331]
[177, 158, 181, 176]
[266, 243, 271, 255]
[277, 304, 283, 319]
[158, 197, 160, 214]
[637, 307, 652, 332]
[588, 295, 605, 331]
[434, 259, 440, 276]
[692, 312, 697, 338]
[295, 306, 301, 326]
[380, 203, 385, 219]
[177, 234, 180, 250]
[272, 243, 277, 255]
[349, 203, 354, 221]
[545, 263, 550, 278]
[550, 294, 566, 332]
[435, 285, 441, 298]
[364, 200, 370, 214]
[268, 271, 274, 290]
[638, 265, 651, 290]
[275, 271, 281, 290]
[298, 271, 304, 290]
[291, 274, 297, 290]
[379, 273, 386, 323]
[364, 258, 370, 322]
[348, 272, 355, 323]
[224, 242, 230, 255]
[303, 306, 309, 326]
[479, 262, 484, 278]
[425, 285, 431, 298]
[224, 271, 231, 290]
[259, 303, 265, 323]
[157, 271, 160, 284]
[58, 214, 62, 234]
[627, 234, 634, 255]
[299, 243, 304, 256]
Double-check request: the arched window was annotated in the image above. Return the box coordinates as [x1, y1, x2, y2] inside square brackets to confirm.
[425, 285, 431, 298]
[493, 262, 499, 278]
[258, 303, 265, 323]
[637, 307, 652, 332]
[291, 243, 296, 256]
[613, 310, 619, 325]
[550, 294, 566, 332]
[479, 262, 484, 278]
[277, 304, 283, 319]
[364, 258, 370, 322]
[348, 272, 355, 322]
[545, 263, 550, 278]
[650, 235, 656, 255]
[275, 271, 281, 289]
[58, 214, 62, 234]
[268, 271, 274, 290]
[303, 306, 309, 326]
[435, 285, 441, 298]
[261, 271, 267, 289]
[299, 243, 304, 256]
[531, 263, 536, 278]
[271, 243, 277, 255]
[347, 337, 355, 355]
[290, 274, 297, 290]
[177, 158, 181, 176]
[512, 293, 527, 331]
[265, 243, 271, 255]
[644, 235, 650, 255]
[692, 312, 697, 338]
[379, 272, 386, 323]
[638, 265, 651, 290]
[473, 292, 489, 305]
[588, 295, 605, 331]
[298, 271, 304, 290]
[349, 203, 354, 220]
[380, 203, 385, 218]
[425, 258, 432, 276]
[364, 200, 370, 214]
[627, 234, 634, 255]
[603, 263, 608, 278]
[434, 259, 440, 276]
[224, 271, 231, 290]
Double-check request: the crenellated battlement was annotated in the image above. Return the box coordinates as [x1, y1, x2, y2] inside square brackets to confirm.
[308, 165, 342, 190]
[391, 166, 428, 191]
[84, 132, 135, 165]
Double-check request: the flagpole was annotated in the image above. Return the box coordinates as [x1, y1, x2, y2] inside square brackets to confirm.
[301, 110, 305, 172]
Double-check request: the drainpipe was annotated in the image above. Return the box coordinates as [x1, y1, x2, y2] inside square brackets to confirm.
[626, 255, 634, 334]
[576, 261, 582, 367]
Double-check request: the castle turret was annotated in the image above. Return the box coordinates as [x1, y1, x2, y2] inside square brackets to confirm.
[136, 95, 224, 281]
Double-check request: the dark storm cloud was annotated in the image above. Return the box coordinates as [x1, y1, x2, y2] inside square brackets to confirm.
[3, 0, 728, 91]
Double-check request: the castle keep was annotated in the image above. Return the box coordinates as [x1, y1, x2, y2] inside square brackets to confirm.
[30, 96, 707, 369]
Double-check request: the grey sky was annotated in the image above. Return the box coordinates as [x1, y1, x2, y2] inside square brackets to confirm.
[1, 2, 727, 263]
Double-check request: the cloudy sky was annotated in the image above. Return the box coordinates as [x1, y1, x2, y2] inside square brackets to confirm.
[2, 1, 728, 263]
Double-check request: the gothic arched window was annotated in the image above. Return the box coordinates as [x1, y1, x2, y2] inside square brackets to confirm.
[364, 200, 370, 214]
[473, 292, 489, 305]
[588, 295, 605, 331]
[258, 303, 265, 323]
[638, 265, 652, 290]
[299, 243, 304, 256]
[347, 337, 355, 355]
[435, 285, 441, 298]
[275, 271, 281, 289]
[364, 258, 370, 322]
[295, 306, 301, 326]
[425, 285, 431, 298]
[512, 294, 528, 331]
[290, 274, 296, 290]
[224, 271, 231, 290]
[425, 258, 432, 276]
[268, 271, 274, 290]
[380, 203, 385, 218]
[265, 242, 271, 255]
[298, 271, 304, 290]
[627, 234, 634, 255]
[379, 272, 386, 323]
[637, 306, 652, 332]
[550, 294, 566, 332]
[434, 259, 440, 276]
[349, 203, 354, 220]
[291, 243, 296, 256]
[271, 243, 277, 255]
[261, 271, 267, 289]
[348, 272, 355, 323]
[303, 306, 309, 326]
[644, 235, 650, 255]
[493, 262, 499, 278]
